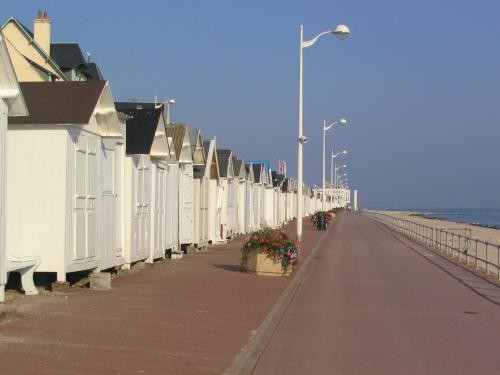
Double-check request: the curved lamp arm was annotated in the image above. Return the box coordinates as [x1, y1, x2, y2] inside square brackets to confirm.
[325, 118, 347, 131]
[302, 25, 350, 49]
[302, 30, 334, 48]
[332, 150, 348, 159]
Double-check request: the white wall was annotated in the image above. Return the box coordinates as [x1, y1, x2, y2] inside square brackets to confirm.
[6, 127, 67, 273]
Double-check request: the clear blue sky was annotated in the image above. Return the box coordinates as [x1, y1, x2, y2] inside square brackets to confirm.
[4, 0, 500, 209]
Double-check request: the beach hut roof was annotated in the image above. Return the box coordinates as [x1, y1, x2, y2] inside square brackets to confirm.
[115, 101, 173, 159]
[244, 163, 255, 183]
[216, 149, 234, 178]
[12, 81, 121, 137]
[187, 127, 205, 165]
[165, 124, 193, 163]
[0, 32, 27, 116]
[50, 43, 104, 80]
[271, 171, 285, 188]
[232, 157, 246, 179]
[11, 81, 106, 125]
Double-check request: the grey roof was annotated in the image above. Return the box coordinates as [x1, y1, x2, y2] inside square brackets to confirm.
[187, 127, 202, 158]
[50, 43, 104, 80]
[216, 149, 232, 178]
[203, 140, 210, 158]
[271, 171, 285, 188]
[50, 43, 86, 70]
[232, 157, 243, 177]
[84, 62, 104, 80]
[282, 178, 291, 192]
[114, 102, 163, 154]
[244, 163, 254, 182]
[252, 163, 262, 183]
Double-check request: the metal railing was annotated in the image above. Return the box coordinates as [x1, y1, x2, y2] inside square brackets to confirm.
[363, 211, 500, 280]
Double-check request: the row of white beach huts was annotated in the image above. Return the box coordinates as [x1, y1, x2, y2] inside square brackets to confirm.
[0, 29, 335, 301]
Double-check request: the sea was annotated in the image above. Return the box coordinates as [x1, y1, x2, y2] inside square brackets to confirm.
[401, 208, 500, 230]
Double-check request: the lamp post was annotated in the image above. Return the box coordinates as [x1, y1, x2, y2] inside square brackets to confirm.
[331, 150, 347, 187]
[297, 24, 349, 241]
[166, 99, 176, 124]
[322, 118, 347, 211]
[336, 173, 347, 188]
[334, 164, 346, 187]
[155, 98, 176, 124]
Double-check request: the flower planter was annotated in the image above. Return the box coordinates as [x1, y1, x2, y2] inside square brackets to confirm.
[244, 249, 292, 277]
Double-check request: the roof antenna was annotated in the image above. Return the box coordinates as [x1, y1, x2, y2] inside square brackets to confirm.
[86, 51, 91, 63]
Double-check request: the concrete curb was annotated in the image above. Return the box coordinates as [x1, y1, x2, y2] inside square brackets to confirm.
[224, 221, 336, 375]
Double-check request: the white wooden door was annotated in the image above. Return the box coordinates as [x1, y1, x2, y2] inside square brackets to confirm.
[216, 182, 223, 240]
[153, 165, 166, 259]
[179, 164, 193, 244]
[252, 185, 260, 228]
[134, 160, 150, 259]
[114, 143, 124, 260]
[200, 177, 209, 243]
[72, 134, 99, 264]
[165, 164, 177, 250]
[245, 182, 252, 233]
[100, 140, 124, 270]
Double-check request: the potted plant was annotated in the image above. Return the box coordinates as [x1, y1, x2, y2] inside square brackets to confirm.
[241, 227, 299, 276]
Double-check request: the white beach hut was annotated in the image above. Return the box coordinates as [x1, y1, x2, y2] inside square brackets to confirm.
[203, 140, 222, 244]
[216, 149, 237, 240]
[0, 33, 39, 302]
[232, 157, 247, 235]
[166, 124, 194, 252]
[251, 163, 264, 230]
[7, 81, 122, 282]
[115, 102, 176, 265]
[190, 128, 208, 249]
[244, 163, 255, 233]
[263, 168, 275, 228]
[271, 171, 285, 226]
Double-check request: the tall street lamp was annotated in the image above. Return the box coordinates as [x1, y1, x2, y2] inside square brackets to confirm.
[297, 24, 350, 241]
[165, 99, 176, 124]
[155, 98, 176, 124]
[322, 118, 347, 211]
[336, 172, 347, 188]
[334, 164, 347, 186]
[331, 150, 347, 187]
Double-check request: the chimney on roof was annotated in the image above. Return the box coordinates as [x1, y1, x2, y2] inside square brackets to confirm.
[34, 10, 51, 55]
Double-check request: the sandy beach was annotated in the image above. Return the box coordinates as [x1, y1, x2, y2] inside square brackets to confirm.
[376, 210, 500, 246]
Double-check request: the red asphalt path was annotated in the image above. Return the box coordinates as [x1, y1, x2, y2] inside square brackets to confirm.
[0, 220, 324, 375]
[254, 212, 500, 375]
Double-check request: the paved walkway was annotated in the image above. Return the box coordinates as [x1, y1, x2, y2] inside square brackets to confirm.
[0, 220, 324, 374]
[254, 212, 500, 375]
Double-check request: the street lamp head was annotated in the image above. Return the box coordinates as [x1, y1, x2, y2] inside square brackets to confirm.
[332, 24, 350, 40]
[342, 150, 348, 154]
[342, 164, 347, 168]
[339, 118, 348, 125]
[168, 99, 176, 105]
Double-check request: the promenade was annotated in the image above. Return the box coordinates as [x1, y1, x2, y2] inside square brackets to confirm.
[254, 212, 500, 374]
[0, 220, 324, 374]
